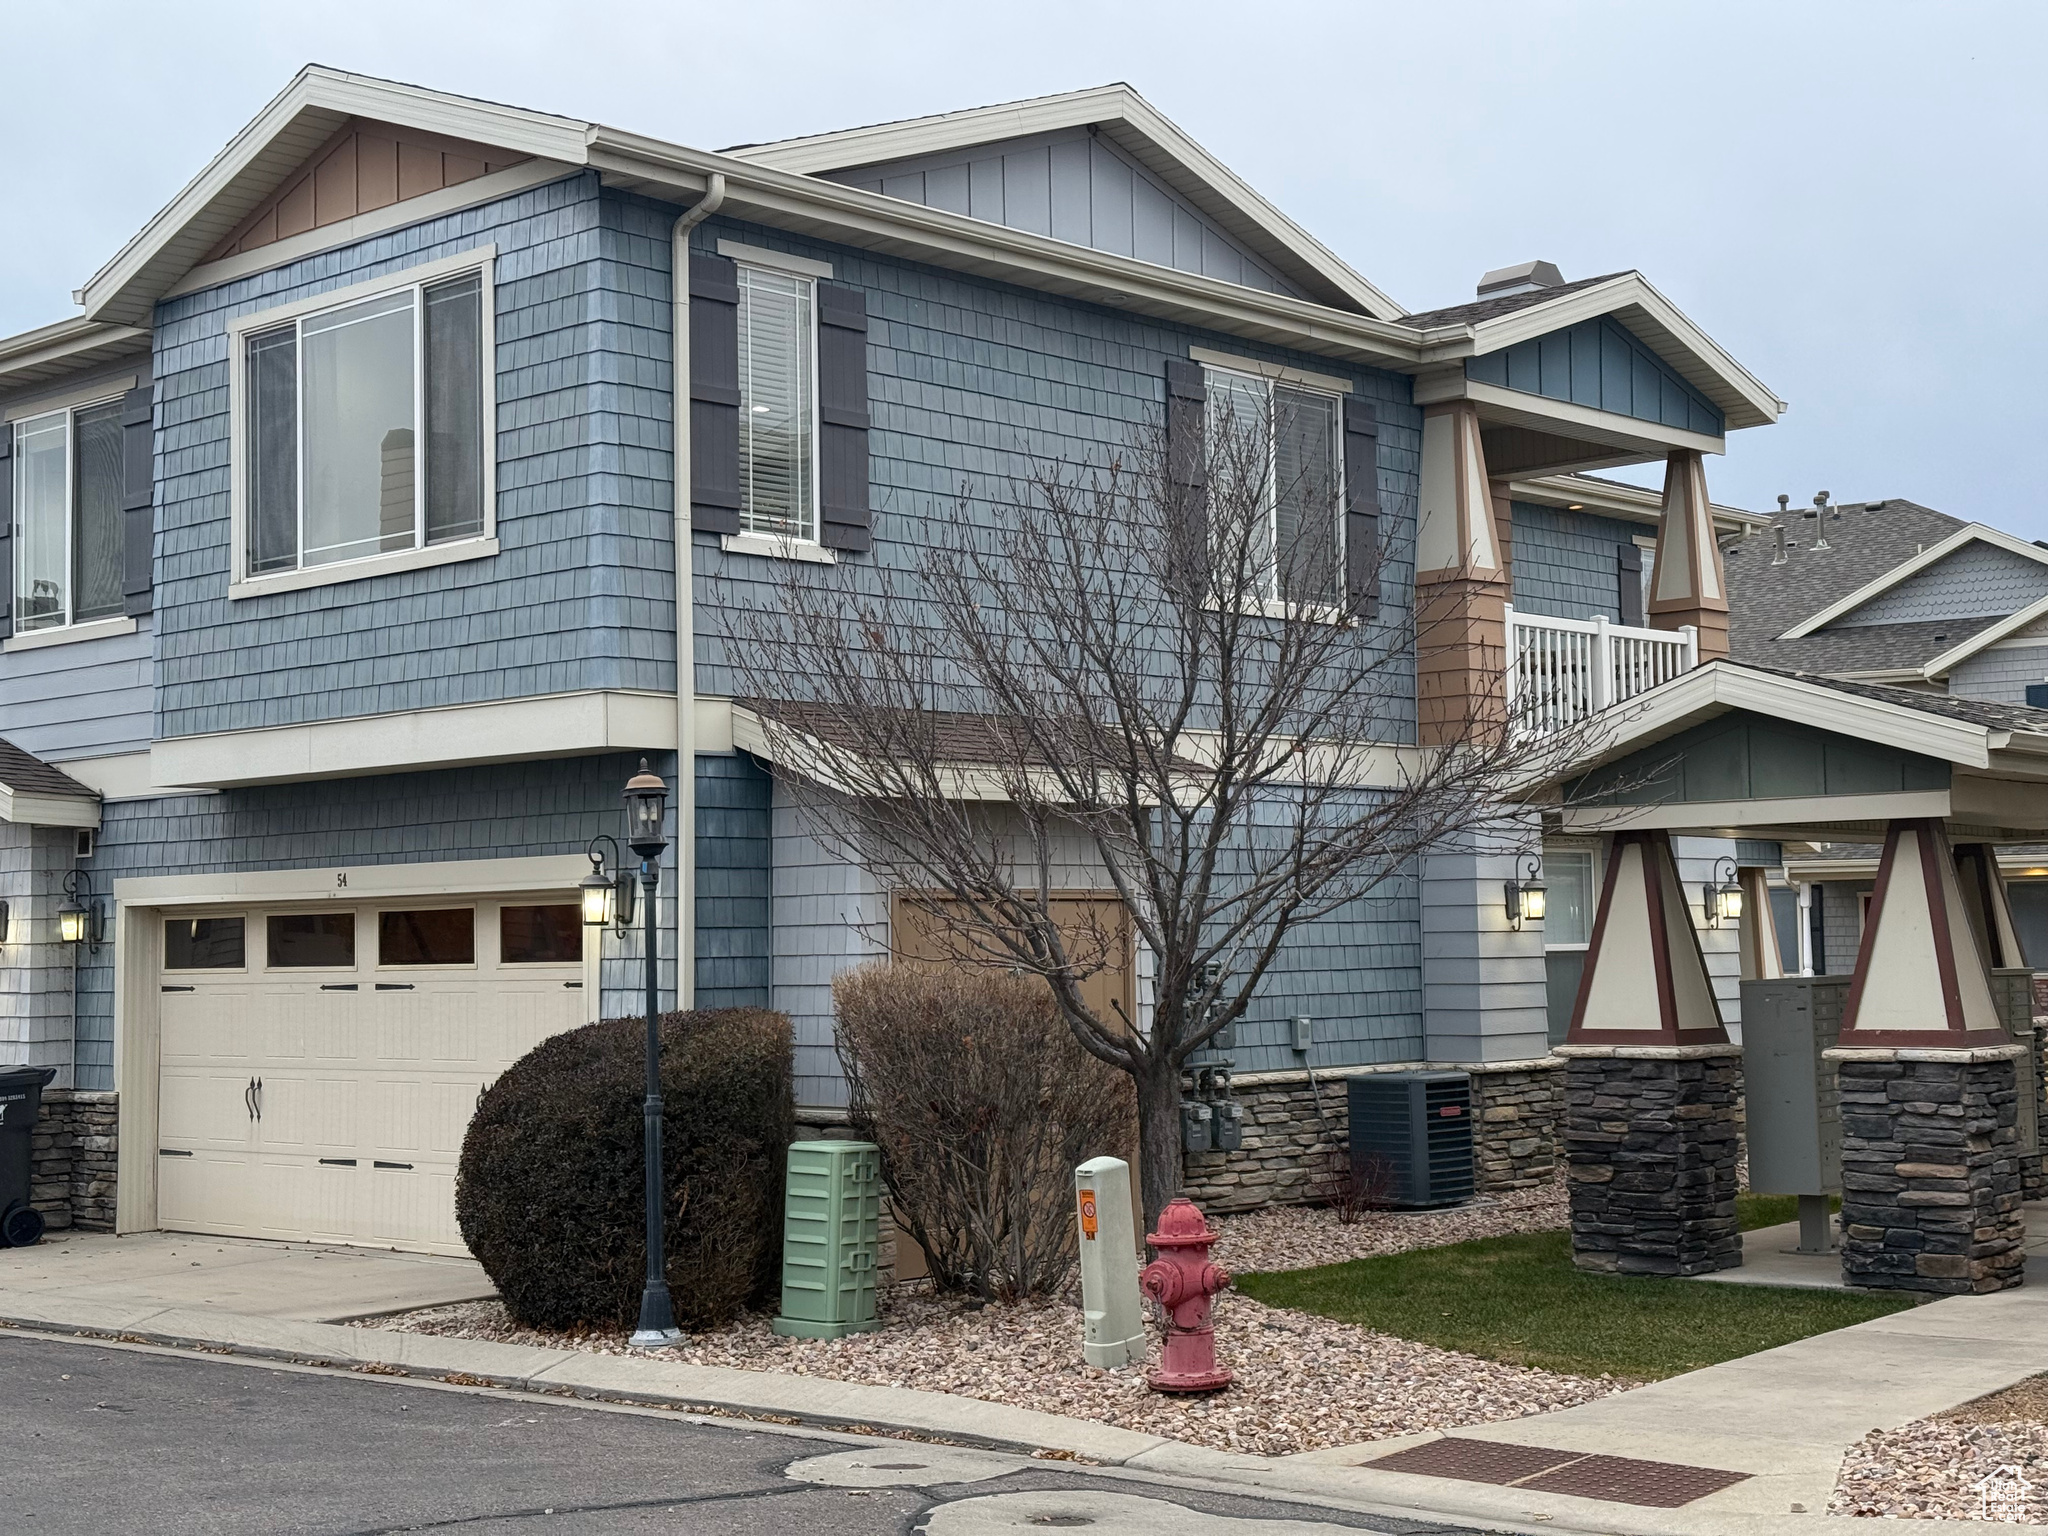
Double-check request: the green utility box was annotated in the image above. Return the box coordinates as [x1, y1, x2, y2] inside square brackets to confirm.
[771, 1139, 882, 1339]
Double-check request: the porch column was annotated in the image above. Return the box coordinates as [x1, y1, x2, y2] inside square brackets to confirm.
[1826, 820, 2026, 1294]
[1954, 842, 2046, 1200]
[1558, 831, 1742, 1276]
[1415, 401, 1511, 746]
[1647, 449, 1729, 662]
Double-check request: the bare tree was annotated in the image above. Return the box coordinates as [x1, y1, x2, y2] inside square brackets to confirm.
[720, 396, 1591, 1228]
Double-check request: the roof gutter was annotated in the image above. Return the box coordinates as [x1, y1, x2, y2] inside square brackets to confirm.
[669, 172, 726, 1009]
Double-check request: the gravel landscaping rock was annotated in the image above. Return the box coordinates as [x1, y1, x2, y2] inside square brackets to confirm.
[1831, 1374, 2048, 1521]
[377, 1180, 1605, 1458]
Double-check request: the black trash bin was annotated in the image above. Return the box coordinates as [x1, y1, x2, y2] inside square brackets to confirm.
[0, 1064, 58, 1248]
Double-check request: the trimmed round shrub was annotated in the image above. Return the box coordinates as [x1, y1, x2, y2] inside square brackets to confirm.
[457, 1008, 794, 1332]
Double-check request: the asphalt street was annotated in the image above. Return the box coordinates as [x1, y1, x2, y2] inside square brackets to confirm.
[0, 1331, 1481, 1535]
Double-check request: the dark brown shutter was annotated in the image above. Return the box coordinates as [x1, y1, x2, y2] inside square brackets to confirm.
[1342, 396, 1380, 619]
[0, 425, 12, 640]
[1164, 359, 1208, 593]
[816, 281, 871, 554]
[688, 253, 742, 534]
[122, 384, 154, 617]
[1617, 541, 1644, 626]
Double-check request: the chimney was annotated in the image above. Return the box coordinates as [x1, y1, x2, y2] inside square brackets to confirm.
[1476, 260, 1565, 299]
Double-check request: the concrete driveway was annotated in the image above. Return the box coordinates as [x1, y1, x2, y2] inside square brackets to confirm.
[0, 1229, 494, 1322]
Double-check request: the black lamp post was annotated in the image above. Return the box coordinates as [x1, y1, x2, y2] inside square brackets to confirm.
[622, 758, 681, 1348]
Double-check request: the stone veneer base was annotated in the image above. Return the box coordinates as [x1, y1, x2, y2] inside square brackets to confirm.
[1179, 1059, 1564, 1214]
[1832, 1053, 2025, 1295]
[29, 1089, 119, 1233]
[1562, 1050, 1742, 1277]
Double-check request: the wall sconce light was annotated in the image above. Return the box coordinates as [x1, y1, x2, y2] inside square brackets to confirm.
[1505, 857, 1547, 932]
[58, 870, 103, 952]
[1705, 856, 1744, 928]
[579, 834, 637, 934]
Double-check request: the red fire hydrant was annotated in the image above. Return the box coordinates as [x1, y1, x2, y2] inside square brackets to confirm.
[1139, 1197, 1233, 1392]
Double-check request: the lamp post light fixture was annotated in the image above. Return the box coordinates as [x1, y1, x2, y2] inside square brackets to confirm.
[57, 870, 103, 952]
[621, 759, 682, 1349]
[1705, 856, 1744, 928]
[1505, 857, 1547, 932]
[579, 834, 636, 933]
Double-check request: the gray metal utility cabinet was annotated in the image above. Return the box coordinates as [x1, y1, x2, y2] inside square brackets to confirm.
[1742, 976, 1847, 1251]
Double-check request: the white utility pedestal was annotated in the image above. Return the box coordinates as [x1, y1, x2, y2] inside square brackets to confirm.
[1074, 1156, 1145, 1368]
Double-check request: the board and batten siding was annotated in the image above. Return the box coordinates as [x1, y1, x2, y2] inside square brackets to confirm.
[150, 172, 678, 741]
[825, 128, 1304, 299]
[1466, 316, 1724, 438]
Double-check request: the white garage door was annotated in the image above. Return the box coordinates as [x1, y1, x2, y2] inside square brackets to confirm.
[155, 897, 590, 1255]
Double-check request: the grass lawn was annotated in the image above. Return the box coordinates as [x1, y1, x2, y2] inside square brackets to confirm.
[1233, 1193, 1910, 1381]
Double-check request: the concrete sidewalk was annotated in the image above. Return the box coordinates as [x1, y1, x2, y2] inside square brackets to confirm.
[4, 1230, 2040, 1536]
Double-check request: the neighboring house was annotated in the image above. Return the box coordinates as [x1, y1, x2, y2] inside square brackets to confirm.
[1721, 497, 2048, 977]
[0, 68, 1781, 1249]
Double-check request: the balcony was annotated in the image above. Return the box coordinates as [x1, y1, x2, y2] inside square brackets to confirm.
[1505, 605, 1697, 737]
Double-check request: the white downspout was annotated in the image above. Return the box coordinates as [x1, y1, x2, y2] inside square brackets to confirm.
[672, 173, 726, 1009]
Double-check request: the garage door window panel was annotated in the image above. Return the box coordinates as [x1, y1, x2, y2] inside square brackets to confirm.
[378, 908, 476, 967]
[266, 912, 357, 968]
[500, 904, 582, 965]
[164, 916, 247, 970]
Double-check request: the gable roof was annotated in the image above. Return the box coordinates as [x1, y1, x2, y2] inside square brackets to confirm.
[721, 84, 1403, 320]
[45, 66, 1781, 440]
[1779, 522, 2048, 639]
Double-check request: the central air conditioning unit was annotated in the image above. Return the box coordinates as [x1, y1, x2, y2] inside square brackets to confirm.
[1347, 1071, 1474, 1208]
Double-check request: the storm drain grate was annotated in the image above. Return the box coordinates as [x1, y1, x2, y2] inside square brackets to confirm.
[1365, 1438, 1750, 1508]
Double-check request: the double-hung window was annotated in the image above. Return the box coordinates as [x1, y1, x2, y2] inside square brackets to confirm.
[1201, 365, 1344, 607]
[238, 256, 489, 584]
[11, 397, 126, 632]
[736, 263, 817, 543]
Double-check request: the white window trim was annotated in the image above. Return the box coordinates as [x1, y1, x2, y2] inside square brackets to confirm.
[1201, 362, 1347, 608]
[10, 392, 131, 638]
[1540, 840, 1601, 952]
[225, 245, 498, 601]
[734, 259, 825, 548]
[720, 530, 838, 564]
[716, 239, 835, 280]
[3, 613, 138, 653]
[4, 374, 137, 422]
[1188, 347, 1352, 395]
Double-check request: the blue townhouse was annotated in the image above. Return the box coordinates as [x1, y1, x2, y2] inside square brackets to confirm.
[0, 69, 1784, 1250]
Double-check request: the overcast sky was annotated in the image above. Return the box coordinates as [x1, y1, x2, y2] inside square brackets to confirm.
[5, 2, 2041, 530]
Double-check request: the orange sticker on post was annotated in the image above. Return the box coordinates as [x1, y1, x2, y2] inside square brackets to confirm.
[1078, 1189, 1098, 1240]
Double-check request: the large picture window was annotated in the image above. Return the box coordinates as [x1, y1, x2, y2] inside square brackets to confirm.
[11, 399, 126, 632]
[737, 263, 816, 542]
[241, 264, 487, 581]
[1202, 365, 1343, 606]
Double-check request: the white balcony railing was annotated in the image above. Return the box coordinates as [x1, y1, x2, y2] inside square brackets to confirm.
[1505, 604, 1697, 737]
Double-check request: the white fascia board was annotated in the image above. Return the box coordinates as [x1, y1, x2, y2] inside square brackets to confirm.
[0, 787, 101, 829]
[1557, 789, 1952, 834]
[1507, 474, 1765, 534]
[589, 130, 1427, 368]
[149, 690, 679, 789]
[40, 750, 210, 802]
[724, 84, 1404, 320]
[1780, 524, 2048, 641]
[1548, 662, 1997, 778]
[1421, 375, 1727, 459]
[1412, 274, 1784, 433]
[1921, 589, 2048, 679]
[115, 853, 591, 908]
[80, 65, 594, 326]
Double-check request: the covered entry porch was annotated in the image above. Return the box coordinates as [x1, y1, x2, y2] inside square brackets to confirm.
[1524, 660, 2048, 1292]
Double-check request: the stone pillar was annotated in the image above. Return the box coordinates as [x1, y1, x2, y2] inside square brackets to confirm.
[1828, 1048, 2025, 1295]
[1560, 1045, 1742, 1275]
[1647, 448, 1729, 661]
[1415, 400, 1511, 747]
